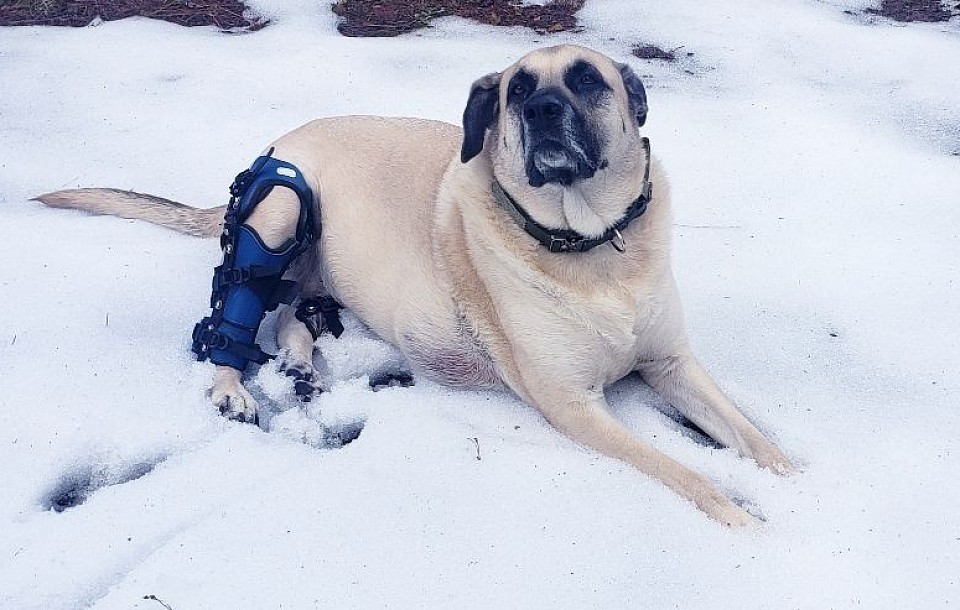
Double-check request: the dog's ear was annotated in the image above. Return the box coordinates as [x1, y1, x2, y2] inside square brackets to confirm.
[461, 72, 502, 163]
[617, 63, 648, 127]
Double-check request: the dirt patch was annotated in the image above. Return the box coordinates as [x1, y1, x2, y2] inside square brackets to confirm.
[331, 0, 586, 37]
[631, 44, 677, 62]
[866, 0, 953, 22]
[0, 0, 264, 29]
[0, 0, 585, 32]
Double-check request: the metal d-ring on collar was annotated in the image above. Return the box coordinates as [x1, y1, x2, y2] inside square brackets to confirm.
[492, 137, 653, 254]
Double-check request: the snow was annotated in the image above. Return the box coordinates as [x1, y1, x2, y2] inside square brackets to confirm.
[1, 1, 959, 608]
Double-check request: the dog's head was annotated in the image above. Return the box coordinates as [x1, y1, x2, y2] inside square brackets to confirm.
[461, 45, 647, 190]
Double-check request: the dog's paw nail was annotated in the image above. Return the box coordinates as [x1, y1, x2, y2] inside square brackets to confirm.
[774, 461, 798, 476]
[236, 410, 257, 425]
[293, 378, 320, 401]
[281, 359, 315, 381]
[756, 451, 797, 476]
[284, 368, 313, 383]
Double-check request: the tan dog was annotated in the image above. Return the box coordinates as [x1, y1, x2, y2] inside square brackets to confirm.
[37, 45, 794, 526]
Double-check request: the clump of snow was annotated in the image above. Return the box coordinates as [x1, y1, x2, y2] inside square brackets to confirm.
[314, 311, 408, 382]
[1, 1, 959, 608]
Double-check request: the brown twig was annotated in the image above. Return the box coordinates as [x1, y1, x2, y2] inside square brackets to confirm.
[143, 595, 174, 610]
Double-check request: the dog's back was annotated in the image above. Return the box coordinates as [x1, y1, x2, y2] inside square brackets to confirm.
[35, 116, 466, 349]
[266, 116, 463, 345]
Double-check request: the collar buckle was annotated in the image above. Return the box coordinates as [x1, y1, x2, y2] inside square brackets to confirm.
[549, 235, 581, 253]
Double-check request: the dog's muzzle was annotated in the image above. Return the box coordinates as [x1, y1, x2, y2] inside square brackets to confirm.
[522, 91, 600, 187]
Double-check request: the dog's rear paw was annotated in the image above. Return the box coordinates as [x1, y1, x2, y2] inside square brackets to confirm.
[210, 382, 259, 425]
[280, 358, 323, 402]
[369, 370, 415, 391]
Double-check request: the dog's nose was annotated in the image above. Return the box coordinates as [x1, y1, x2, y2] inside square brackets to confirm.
[523, 92, 565, 129]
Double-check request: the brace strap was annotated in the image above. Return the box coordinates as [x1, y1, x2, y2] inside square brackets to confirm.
[296, 296, 345, 340]
[193, 318, 271, 365]
[210, 264, 299, 307]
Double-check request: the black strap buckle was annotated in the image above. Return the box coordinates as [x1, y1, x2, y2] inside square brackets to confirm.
[191, 318, 271, 365]
[206, 332, 229, 351]
[192, 318, 228, 357]
[214, 265, 253, 289]
[212, 265, 290, 291]
[229, 170, 253, 199]
[548, 235, 582, 253]
[220, 210, 240, 249]
[296, 296, 344, 339]
[228, 147, 276, 199]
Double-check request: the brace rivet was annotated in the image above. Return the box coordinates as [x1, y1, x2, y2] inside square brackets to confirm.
[214, 300, 223, 310]
[208, 324, 215, 331]
[225, 244, 233, 254]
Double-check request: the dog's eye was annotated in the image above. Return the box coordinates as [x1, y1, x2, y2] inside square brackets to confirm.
[511, 83, 528, 97]
[580, 74, 596, 86]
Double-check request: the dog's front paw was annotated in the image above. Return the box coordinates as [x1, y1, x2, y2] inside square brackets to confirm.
[752, 446, 797, 476]
[679, 470, 762, 528]
[210, 378, 259, 425]
[711, 498, 762, 529]
[280, 358, 322, 402]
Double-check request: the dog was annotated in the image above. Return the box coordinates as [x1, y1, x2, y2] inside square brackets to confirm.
[36, 45, 795, 526]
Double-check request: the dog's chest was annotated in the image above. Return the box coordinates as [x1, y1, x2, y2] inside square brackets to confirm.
[537, 287, 650, 375]
[488, 265, 657, 385]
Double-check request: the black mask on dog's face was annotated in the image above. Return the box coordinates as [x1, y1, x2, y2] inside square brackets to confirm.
[509, 64, 603, 187]
[461, 53, 648, 190]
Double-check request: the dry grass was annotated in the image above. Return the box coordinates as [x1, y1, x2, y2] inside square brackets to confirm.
[0, 0, 264, 29]
[331, 0, 586, 37]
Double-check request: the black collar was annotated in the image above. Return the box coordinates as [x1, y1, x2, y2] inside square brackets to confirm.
[491, 137, 653, 254]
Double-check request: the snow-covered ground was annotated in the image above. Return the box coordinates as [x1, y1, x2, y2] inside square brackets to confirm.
[2, 1, 959, 608]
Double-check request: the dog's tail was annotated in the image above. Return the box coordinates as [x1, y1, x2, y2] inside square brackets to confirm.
[33, 188, 225, 238]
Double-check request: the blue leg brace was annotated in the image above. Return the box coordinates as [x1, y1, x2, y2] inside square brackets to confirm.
[192, 148, 316, 371]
